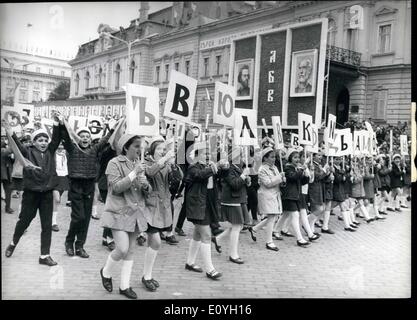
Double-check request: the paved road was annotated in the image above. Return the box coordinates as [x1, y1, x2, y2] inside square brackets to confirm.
[1, 193, 411, 300]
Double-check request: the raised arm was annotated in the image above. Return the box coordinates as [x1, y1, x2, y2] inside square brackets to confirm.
[10, 132, 28, 158]
[94, 127, 114, 154]
[47, 120, 62, 153]
[59, 123, 75, 153]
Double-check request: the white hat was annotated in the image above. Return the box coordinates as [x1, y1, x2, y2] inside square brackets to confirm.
[261, 147, 274, 160]
[117, 134, 140, 155]
[149, 136, 165, 147]
[31, 129, 49, 142]
[285, 147, 299, 161]
[392, 154, 401, 160]
[76, 127, 91, 136]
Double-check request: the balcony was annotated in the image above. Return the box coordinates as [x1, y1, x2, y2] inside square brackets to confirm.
[327, 45, 361, 67]
[84, 86, 106, 99]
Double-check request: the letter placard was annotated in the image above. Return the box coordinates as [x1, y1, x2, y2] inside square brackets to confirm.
[298, 113, 313, 145]
[290, 133, 300, 147]
[305, 123, 319, 153]
[126, 83, 159, 136]
[164, 70, 197, 124]
[213, 82, 235, 127]
[234, 109, 257, 146]
[68, 116, 88, 134]
[335, 128, 352, 156]
[87, 115, 104, 140]
[326, 114, 337, 144]
[272, 116, 284, 149]
[400, 135, 408, 155]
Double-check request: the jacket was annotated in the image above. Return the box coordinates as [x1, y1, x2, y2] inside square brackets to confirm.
[100, 155, 151, 232]
[351, 168, 365, 198]
[144, 156, 175, 229]
[11, 124, 60, 192]
[61, 124, 113, 179]
[257, 162, 283, 214]
[1, 146, 14, 181]
[373, 166, 382, 189]
[378, 165, 391, 188]
[389, 163, 404, 188]
[363, 166, 375, 199]
[308, 161, 327, 205]
[184, 162, 215, 221]
[332, 165, 346, 202]
[281, 163, 309, 201]
[97, 145, 117, 191]
[220, 163, 247, 205]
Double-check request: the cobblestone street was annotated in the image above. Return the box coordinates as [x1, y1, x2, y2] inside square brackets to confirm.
[1, 194, 411, 300]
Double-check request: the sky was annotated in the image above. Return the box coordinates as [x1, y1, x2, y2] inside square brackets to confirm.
[0, 2, 172, 60]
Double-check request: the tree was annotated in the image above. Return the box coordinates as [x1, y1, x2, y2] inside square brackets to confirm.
[48, 80, 70, 101]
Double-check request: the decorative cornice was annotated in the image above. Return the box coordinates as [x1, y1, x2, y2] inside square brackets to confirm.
[374, 6, 398, 16]
[1, 67, 70, 81]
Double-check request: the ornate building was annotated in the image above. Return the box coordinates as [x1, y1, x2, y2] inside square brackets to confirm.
[65, 1, 411, 126]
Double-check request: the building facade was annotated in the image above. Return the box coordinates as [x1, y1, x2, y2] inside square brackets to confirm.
[0, 47, 71, 104]
[66, 1, 411, 127]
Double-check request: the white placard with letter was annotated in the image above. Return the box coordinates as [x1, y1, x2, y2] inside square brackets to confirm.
[213, 82, 235, 127]
[233, 109, 257, 146]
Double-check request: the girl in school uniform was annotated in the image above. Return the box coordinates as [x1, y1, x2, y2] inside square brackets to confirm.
[321, 156, 335, 234]
[363, 156, 386, 221]
[99, 134, 151, 299]
[248, 147, 285, 251]
[389, 154, 405, 212]
[377, 155, 392, 214]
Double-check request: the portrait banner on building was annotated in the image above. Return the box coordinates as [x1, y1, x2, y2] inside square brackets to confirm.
[271, 116, 284, 149]
[290, 49, 318, 98]
[125, 83, 159, 136]
[213, 82, 235, 127]
[164, 70, 197, 124]
[233, 109, 257, 146]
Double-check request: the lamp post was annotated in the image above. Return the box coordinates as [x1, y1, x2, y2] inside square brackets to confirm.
[100, 31, 140, 85]
[323, 26, 335, 125]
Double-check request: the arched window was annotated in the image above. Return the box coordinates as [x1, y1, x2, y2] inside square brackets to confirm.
[99, 67, 103, 87]
[115, 64, 121, 90]
[327, 18, 337, 47]
[85, 71, 90, 89]
[75, 73, 80, 96]
[130, 60, 135, 83]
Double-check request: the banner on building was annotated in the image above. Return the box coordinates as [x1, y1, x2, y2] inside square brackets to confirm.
[213, 82, 235, 127]
[164, 70, 197, 124]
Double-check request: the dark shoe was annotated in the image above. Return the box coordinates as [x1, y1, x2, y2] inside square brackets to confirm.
[344, 227, 356, 232]
[395, 208, 402, 212]
[297, 240, 311, 247]
[352, 221, 361, 225]
[160, 232, 166, 240]
[211, 236, 222, 253]
[136, 235, 146, 246]
[52, 224, 59, 232]
[313, 232, 321, 236]
[100, 268, 113, 292]
[406, 196, 411, 202]
[5, 208, 14, 214]
[248, 226, 257, 242]
[379, 211, 388, 215]
[350, 224, 358, 229]
[119, 287, 137, 299]
[175, 227, 186, 236]
[5, 244, 16, 257]
[91, 214, 99, 220]
[185, 263, 203, 273]
[272, 232, 284, 241]
[366, 218, 374, 223]
[165, 235, 179, 245]
[315, 222, 323, 228]
[266, 243, 279, 251]
[212, 228, 224, 236]
[337, 216, 343, 221]
[308, 234, 320, 241]
[229, 256, 244, 264]
[151, 279, 159, 288]
[65, 242, 74, 256]
[375, 216, 386, 220]
[400, 204, 408, 209]
[39, 256, 57, 266]
[319, 219, 324, 224]
[206, 269, 222, 280]
[107, 241, 115, 251]
[321, 228, 335, 234]
[386, 207, 395, 212]
[281, 231, 294, 237]
[65, 201, 71, 207]
[142, 277, 157, 291]
[75, 248, 89, 258]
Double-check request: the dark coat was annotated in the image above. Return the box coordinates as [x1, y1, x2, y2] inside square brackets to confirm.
[378, 165, 391, 188]
[184, 162, 215, 221]
[1, 146, 14, 181]
[363, 167, 375, 199]
[373, 166, 382, 189]
[61, 124, 113, 180]
[390, 163, 404, 188]
[281, 163, 309, 201]
[332, 166, 346, 202]
[220, 163, 247, 205]
[97, 144, 117, 191]
[308, 162, 326, 205]
[11, 124, 60, 192]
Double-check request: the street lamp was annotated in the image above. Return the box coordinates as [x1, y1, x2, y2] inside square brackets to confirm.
[100, 31, 141, 85]
[323, 26, 335, 124]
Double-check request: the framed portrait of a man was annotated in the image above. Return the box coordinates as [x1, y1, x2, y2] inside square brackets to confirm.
[290, 49, 318, 97]
[234, 59, 254, 100]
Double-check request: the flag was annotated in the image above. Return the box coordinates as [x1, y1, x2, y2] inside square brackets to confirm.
[5, 130, 40, 169]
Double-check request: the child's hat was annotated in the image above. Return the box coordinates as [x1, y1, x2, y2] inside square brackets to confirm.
[31, 129, 49, 142]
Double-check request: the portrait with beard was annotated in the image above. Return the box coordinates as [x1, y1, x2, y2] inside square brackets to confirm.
[235, 59, 253, 100]
[290, 49, 317, 97]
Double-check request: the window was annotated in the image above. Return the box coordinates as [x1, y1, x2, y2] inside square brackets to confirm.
[75, 73, 80, 96]
[185, 60, 190, 76]
[6, 77, 12, 86]
[49, 68, 53, 75]
[373, 90, 388, 120]
[99, 67, 103, 87]
[327, 18, 337, 47]
[20, 79, 28, 88]
[155, 66, 160, 83]
[47, 82, 54, 90]
[33, 91, 40, 102]
[61, 71, 65, 77]
[19, 90, 27, 101]
[347, 28, 358, 51]
[23, 65, 27, 71]
[215, 55, 221, 75]
[204, 57, 209, 77]
[165, 64, 169, 82]
[175, 62, 179, 72]
[36, 67, 41, 73]
[130, 60, 135, 83]
[85, 71, 90, 89]
[34, 81, 41, 89]
[115, 64, 121, 90]
[378, 24, 392, 53]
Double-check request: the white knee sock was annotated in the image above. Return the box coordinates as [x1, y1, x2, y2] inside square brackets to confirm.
[349, 208, 356, 222]
[200, 242, 215, 273]
[186, 239, 201, 265]
[102, 254, 118, 278]
[309, 214, 317, 233]
[120, 260, 133, 290]
[360, 205, 370, 220]
[342, 211, 351, 228]
[52, 212, 58, 225]
[322, 211, 331, 230]
[143, 247, 158, 280]
[229, 227, 240, 259]
[92, 205, 97, 215]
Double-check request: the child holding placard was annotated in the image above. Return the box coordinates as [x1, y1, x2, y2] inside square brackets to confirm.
[351, 158, 374, 224]
[389, 154, 405, 212]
